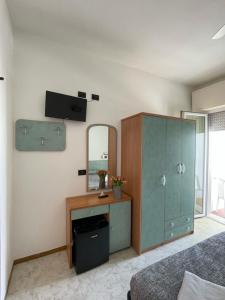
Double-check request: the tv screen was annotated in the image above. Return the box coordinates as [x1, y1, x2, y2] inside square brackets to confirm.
[45, 91, 87, 122]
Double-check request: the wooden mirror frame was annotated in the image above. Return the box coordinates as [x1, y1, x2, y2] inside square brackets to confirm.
[87, 124, 117, 192]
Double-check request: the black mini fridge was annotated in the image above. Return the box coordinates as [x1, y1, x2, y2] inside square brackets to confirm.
[73, 215, 109, 274]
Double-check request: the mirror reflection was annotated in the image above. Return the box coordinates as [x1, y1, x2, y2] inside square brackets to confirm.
[87, 124, 117, 191]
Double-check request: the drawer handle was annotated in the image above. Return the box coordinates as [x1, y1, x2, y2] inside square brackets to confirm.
[90, 234, 98, 239]
[170, 232, 174, 238]
[187, 226, 191, 231]
[186, 217, 190, 222]
[170, 222, 175, 228]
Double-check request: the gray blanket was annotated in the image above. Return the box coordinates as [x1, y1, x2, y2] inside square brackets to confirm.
[130, 231, 225, 300]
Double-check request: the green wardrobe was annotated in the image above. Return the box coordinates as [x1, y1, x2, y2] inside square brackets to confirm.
[121, 113, 195, 254]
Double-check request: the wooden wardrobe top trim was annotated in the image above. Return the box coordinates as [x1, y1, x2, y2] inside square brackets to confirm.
[121, 112, 195, 123]
[66, 192, 130, 211]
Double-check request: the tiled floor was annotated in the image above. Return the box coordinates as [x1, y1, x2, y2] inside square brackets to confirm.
[7, 217, 225, 300]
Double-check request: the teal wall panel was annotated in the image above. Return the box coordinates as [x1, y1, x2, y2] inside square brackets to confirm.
[141, 116, 166, 251]
[109, 201, 131, 253]
[16, 119, 66, 151]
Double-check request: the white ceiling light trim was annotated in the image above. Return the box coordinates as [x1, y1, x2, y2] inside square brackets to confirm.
[212, 24, 225, 40]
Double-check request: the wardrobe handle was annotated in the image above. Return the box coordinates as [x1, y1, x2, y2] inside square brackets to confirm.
[181, 163, 186, 174]
[160, 175, 166, 187]
[176, 163, 182, 174]
[170, 222, 175, 228]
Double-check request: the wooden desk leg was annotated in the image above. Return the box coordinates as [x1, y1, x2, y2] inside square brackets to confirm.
[66, 209, 72, 268]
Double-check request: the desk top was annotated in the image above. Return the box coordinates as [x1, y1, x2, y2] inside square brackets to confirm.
[66, 192, 130, 211]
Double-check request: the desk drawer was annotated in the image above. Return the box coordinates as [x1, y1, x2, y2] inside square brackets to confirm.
[71, 205, 109, 220]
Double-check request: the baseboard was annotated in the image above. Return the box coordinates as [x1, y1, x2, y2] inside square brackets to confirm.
[14, 245, 67, 265]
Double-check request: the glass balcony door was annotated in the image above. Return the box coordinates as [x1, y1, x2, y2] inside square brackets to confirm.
[181, 112, 208, 218]
[208, 111, 225, 222]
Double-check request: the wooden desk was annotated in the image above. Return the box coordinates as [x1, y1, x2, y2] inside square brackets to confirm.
[66, 192, 131, 268]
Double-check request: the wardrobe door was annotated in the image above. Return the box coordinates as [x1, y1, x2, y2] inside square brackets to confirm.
[141, 116, 166, 251]
[181, 121, 196, 217]
[165, 119, 182, 221]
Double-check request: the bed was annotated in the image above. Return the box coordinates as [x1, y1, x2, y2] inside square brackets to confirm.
[129, 231, 225, 299]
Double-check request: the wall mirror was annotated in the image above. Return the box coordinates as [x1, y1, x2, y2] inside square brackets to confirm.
[87, 124, 117, 191]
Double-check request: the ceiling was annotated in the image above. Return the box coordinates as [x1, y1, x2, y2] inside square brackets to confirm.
[6, 0, 225, 87]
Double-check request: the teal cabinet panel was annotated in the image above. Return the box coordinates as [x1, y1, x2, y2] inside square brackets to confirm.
[181, 121, 196, 216]
[109, 201, 131, 253]
[16, 119, 66, 151]
[71, 205, 109, 220]
[141, 116, 166, 250]
[165, 119, 182, 221]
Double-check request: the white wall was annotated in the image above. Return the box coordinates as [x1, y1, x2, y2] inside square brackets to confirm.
[13, 32, 191, 259]
[0, 1, 14, 299]
[192, 80, 225, 112]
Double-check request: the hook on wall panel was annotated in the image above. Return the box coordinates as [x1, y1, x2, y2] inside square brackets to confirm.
[21, 126, 29, 136]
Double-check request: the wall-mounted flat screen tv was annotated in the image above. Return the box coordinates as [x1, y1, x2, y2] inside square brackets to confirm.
[45, 91, 87, 122]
